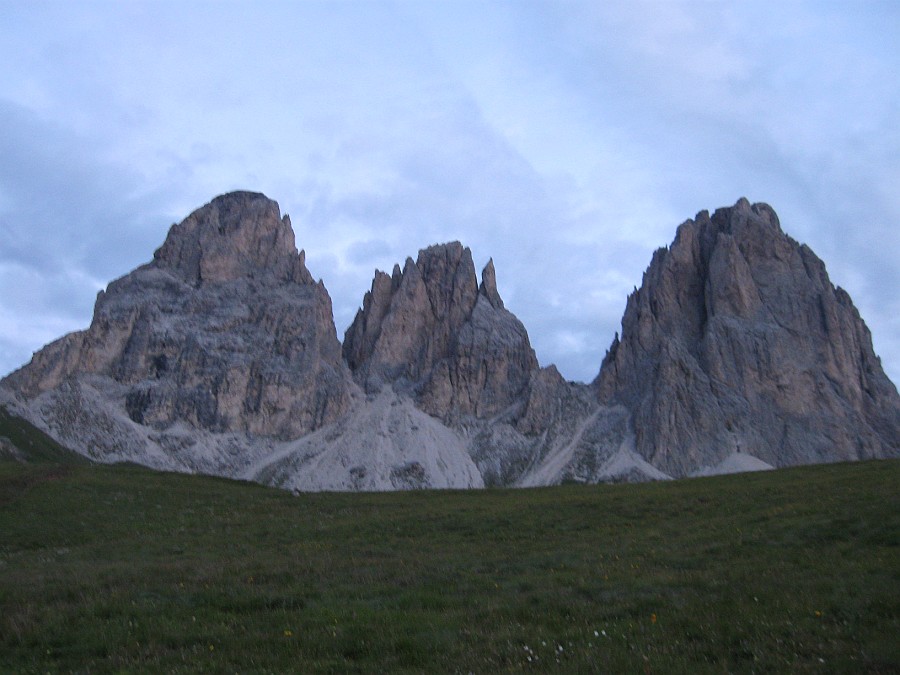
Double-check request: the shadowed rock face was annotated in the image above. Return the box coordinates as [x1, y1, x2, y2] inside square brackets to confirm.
[595, 198, 900, 476]
[343, 242, 539, 420]
[3, 192, 352, 440]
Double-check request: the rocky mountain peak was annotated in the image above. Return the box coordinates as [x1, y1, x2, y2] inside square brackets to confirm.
[152, 191, 313, 285]
[343, 242, 478, 384]
[344, 242, 538, 420]
[3, 190, 351, 440]
[415, 241, 480, 329]
[596, 198, 899, 476]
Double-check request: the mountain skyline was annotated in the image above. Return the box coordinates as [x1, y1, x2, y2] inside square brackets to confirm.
[3, 191, 896, 490]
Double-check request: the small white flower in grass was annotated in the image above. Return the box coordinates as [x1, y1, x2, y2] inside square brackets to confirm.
[594, 630, 599, 637]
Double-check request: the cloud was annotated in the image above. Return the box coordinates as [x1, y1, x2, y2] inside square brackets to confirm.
[0, 0, 897, 389]
[0, 101, 181, 374]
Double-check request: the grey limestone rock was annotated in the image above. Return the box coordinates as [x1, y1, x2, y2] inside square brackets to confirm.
[152, 190, 313, 285]
[3, 192, 897, 490]
[595, 198, 900, 476]
[343, 242, 539, 421]
[3, 191, 353, 443]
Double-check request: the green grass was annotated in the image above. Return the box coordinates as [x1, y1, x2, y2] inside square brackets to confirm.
[0, 406, 90, 465]
[0, 455, 897, 673]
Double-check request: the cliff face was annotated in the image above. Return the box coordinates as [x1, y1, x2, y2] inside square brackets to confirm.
[2, 192, 897, 490]
[595, 198, 900, 476]
[3, 192, 353, 442]
[343, 242, 539, 422]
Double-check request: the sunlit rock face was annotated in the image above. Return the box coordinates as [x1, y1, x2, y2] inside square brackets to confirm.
[595, 198, 900, 476]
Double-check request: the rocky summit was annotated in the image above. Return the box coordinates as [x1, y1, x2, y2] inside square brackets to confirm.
[343, 242, 538, 421]
[595, 199, 900, 476]
[1, 192, 353, 475]
[1, 192, 897, 490]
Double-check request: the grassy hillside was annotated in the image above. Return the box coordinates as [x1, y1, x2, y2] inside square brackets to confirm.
[0, 406, 90, 465]
[0, 455, 897, 673]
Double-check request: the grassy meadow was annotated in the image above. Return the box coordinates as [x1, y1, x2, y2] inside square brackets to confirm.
[0, 413, 897, 672]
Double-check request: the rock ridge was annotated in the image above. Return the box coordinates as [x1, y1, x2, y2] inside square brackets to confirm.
[1, 192, 897, 491]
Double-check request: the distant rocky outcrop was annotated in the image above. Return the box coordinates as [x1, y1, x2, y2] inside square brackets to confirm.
[595, 198, 900, 476]
[2, 192, 897, 490]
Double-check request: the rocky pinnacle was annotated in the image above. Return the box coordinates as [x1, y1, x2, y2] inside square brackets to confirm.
[343, 242, 538, 420]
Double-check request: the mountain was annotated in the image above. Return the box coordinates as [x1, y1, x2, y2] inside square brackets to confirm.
[343, 242, 538, 421]
[1, 192, 897, 489]
[1, 192, 354, 475]
[595, 199, 900, 475]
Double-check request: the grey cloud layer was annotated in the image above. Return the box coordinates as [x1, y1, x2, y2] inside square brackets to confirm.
[0, 1, 897, 386]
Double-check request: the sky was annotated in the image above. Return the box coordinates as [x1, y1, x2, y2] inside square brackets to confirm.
[1, 0, 898, 386]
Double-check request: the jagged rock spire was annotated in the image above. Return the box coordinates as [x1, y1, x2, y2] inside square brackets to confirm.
[343, 242, 538, 419]
[479, 258, 504, 309]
